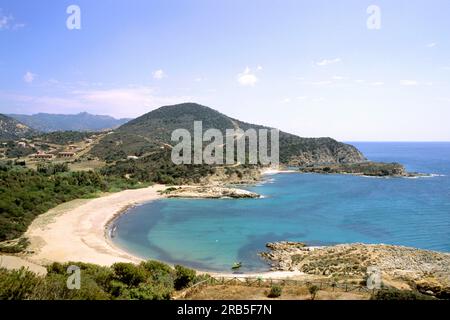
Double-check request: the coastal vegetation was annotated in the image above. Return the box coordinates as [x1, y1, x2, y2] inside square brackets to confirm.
[0, 161, 151, 245]
[0, 260, 201, 300]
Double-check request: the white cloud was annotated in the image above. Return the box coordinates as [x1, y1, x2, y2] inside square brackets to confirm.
[237, 67, 259, 87]
[153, 69, 166, 80]
[308, 80, 332, 86]
[0, 10, 25, 30]
[74, 87, 192, 115]
[281, 98, 291, 103]
[370, 82, 384, 86]
[316, 58, 341, 67]
[355, 80, 365, 83]
[426, 42, 437, 48]
[400, 80, 419, 86]
[256, 65, 263, 71]
[332, 75, 346, 80]
[0, 86, 195, 118]
[23, 71, 36, 83]
[194, 76, 207, 82]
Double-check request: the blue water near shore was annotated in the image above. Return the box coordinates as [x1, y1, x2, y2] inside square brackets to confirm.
[112, 142, 450, 272]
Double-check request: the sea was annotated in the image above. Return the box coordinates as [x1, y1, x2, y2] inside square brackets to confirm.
[111, 142, 450, 272]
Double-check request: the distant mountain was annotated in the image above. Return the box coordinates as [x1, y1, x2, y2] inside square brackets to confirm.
[91, 102, 365, 165]
[0, 114, 36, 141]
[8, 112, 131, 133]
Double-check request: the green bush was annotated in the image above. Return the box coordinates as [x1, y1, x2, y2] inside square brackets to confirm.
[127, 283, 173, 300]
[174, 265, 196, 290]
[0, 267, 41, 300]
[267, 285, 282, 298]
[112, 262, 147, 287]
[0, 260, 181, 300]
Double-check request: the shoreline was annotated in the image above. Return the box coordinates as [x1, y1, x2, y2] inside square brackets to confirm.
[22, 185, 167, 267]
[2, 179, 304, 279]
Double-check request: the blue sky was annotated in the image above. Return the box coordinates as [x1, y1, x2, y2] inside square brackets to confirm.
[0, 0, 449, 141]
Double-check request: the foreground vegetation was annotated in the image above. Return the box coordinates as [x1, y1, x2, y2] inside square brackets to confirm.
[0, 260, 206, 300]
[1, 261, 440, 300]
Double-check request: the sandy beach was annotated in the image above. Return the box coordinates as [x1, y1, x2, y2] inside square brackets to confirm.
[22, 185, 166, 267]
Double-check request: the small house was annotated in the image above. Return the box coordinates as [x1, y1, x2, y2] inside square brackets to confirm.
[58, 152, 76, 158]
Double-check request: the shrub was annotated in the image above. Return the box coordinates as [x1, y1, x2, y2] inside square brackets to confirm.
[174, 265, 196, 290]
[267, 285, 282, 298]
[127, 283, 173, 300]
[108, 280, 129, 298]
[0, 267, 41, 300]
[112, 263, 147, 287]
[308, 284, 319, 300]
[140, 260, 175, 290]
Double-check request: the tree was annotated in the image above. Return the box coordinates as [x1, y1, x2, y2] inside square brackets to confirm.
[174, 265, 196, 290]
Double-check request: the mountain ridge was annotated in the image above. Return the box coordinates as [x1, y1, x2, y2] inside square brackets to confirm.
[8, 112, 131, 133]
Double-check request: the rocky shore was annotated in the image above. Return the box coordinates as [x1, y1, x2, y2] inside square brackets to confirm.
[160, 186, 261, 199]
[298, 161, 423, 177]
[260, 242, 450, 299]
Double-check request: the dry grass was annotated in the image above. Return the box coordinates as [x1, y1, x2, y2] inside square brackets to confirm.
[184, 284, 371, 300]
[68, 159, 107, 171]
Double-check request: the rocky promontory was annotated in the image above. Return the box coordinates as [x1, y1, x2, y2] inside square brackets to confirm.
[298, 161, 422, 177]
[260, 242, 450, 299]
[160, 186, 261, 199]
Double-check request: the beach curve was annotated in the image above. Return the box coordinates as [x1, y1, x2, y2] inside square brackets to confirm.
[23, 185, 166, 267]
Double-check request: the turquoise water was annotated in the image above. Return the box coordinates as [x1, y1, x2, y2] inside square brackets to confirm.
[112, 143, 450, 272]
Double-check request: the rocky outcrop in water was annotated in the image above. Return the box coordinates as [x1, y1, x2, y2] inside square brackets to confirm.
[160, 186, 260, 199]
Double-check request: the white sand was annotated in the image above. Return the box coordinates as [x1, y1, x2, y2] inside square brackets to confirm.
[23, 185, 165, 266]
[0, 255, 47, 275]
[1, 183, 304, 279]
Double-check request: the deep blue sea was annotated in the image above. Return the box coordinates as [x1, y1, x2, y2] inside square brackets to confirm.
[112, 143, 450, 272]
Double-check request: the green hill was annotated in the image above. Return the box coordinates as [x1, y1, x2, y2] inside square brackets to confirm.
[90, 103, 365, 165]
[0, 114, 36, 141]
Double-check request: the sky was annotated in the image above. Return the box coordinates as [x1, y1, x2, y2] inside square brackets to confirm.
[0, 0, 449, 141]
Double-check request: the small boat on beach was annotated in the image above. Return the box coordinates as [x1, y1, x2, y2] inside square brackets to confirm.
[231, 262, 242, 270]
